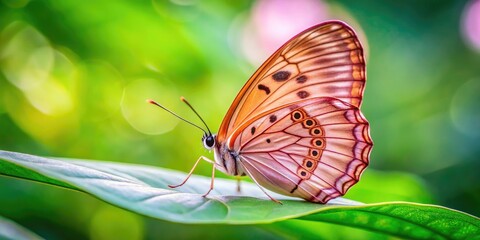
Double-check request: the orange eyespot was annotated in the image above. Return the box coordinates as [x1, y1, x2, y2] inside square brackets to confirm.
[297, 167, 311, 179]
[291, 110, 305, 122]
[310, 127, 322, 136]
[311, 138, 324, 148]
[309, 148, 321, 159]
[302, 118, 317, 128]
[303, 159, 317, 171]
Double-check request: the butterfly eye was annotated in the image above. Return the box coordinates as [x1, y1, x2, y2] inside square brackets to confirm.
[203, 135, 215, 149]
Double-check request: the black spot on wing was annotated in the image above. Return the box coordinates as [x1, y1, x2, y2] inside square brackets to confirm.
[296, 75, 307, 83]
[297, 90, 310, 99]
[290, 184, 299, 193]
[257, 84, 271, 94]
[272, 71, 291, 82]
[269, 115, 277, 123]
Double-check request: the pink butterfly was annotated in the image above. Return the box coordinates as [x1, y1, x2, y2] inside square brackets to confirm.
[149, 20, 373, 204]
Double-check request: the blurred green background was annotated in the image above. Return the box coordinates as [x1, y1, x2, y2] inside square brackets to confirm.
[1, 0, 479, 239]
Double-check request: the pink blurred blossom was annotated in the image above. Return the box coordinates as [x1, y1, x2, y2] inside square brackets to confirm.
[462, 0, 480, 50]
[240, 0, 329, 65]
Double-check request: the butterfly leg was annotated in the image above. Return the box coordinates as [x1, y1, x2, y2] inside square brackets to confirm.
[202, 157, 216, 197]
[169, 156, 216, 191]
[240, 162, 282, 205]
[236, 177, 241, 193]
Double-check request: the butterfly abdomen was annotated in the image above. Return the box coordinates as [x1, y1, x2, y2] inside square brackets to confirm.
[213, 141, 247, 177]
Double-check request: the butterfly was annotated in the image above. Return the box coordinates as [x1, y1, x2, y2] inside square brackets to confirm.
[149, 20, 372, 204]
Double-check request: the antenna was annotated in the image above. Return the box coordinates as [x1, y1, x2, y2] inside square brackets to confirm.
[146, 98, 210, 135]
[179, 97, 212, 135]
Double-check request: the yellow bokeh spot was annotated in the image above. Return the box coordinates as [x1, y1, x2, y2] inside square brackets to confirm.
[1, 22, 52, 90]
[89, 205, 144, 240]
[24, 78, 74, 116]
[0, 22, 78, 144]
[121, 77, 179, 135]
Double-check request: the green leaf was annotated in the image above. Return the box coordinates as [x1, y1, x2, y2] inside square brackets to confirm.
[267, 219, 394, 239]
[300, 203, 480, 240]
[0, 150, 479, 239]
[0, 215, 44, 240]
[0, 150, 359, 224]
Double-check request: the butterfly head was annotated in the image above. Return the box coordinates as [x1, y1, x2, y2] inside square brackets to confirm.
[202, 133, 216, 150]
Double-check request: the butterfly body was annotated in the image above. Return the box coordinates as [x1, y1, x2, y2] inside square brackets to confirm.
[212, 135, 246, 176]
[158, 20, 372, 204]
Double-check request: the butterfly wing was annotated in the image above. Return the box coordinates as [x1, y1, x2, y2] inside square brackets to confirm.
[217, 20, 366, 147]
[235, 97, 372, 203]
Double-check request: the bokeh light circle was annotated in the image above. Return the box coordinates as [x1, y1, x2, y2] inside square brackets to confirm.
[121, 78, 179, 135]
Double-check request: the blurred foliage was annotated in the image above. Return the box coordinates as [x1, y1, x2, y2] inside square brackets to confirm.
[0, 215, 43, 240]
[0, 0, 479, 239]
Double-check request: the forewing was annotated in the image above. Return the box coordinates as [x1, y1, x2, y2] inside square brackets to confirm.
[218, 21, 366, 146]
[235, 98, 372, 203]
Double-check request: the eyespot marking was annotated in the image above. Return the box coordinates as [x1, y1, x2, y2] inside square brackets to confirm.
[251, 126, 256, 135]
[310, 127, 322, 136]
[302, 118, 316, 128]
[294, 112, 301, 119]
[272, 71, 291, 82]
[303, 158, 317, 171]
[291, 110, 305, 121]
[309, 149, 321, 159]
[306, 160, 313, 168]
[257, 84, 270, 94]
[312, 138, 323, 147]
[266, 138, 271, 143]
[297, 168, 311, 179]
